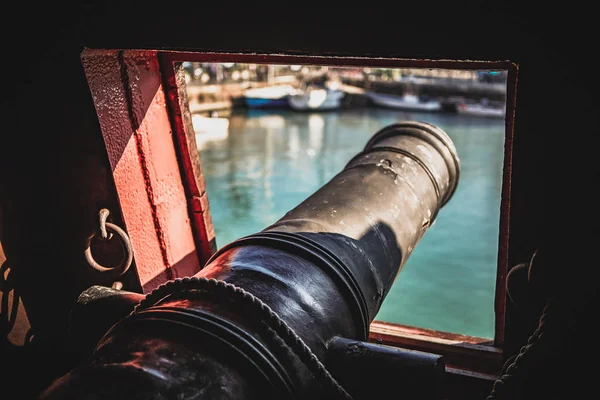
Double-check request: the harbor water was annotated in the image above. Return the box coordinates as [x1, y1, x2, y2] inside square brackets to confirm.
[197, 107, 505, 339]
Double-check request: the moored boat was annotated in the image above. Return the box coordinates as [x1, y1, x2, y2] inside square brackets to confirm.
[456, 100, 506, 118]
[366, 91, 442, 111]
[192, 114, 230, 132]
[242, 84, 296, 108]
[287, 85, 345, 111]
[192, 114, 229, 148]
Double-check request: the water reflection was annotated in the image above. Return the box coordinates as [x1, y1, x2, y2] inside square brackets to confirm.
[197, 108, 505, 338]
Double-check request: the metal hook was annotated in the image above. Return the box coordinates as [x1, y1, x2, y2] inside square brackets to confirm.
[98, 208, 112, 240]
[84, 209, 133, 276]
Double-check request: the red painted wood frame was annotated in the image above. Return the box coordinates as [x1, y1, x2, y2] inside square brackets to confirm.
[82, 49, 517, 375]
[81, 49, 216, 291]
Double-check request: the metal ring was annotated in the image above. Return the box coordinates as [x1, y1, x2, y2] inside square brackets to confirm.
[84, 222, 133, 275]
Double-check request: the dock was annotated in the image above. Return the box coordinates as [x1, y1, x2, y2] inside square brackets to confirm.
[184, 68, 507, 114]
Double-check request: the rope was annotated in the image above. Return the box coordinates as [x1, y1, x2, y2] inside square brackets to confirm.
[1, 259, 35, 348]
[0, 260, 20, 337]
[486, 298, 552, 400]
[133, 276, 353, 400]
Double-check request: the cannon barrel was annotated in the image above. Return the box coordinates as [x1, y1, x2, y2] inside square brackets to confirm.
[40, 121, 460, 400]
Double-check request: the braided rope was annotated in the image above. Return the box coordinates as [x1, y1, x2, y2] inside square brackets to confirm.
[486, 298, 552, 400]
[0, 260, 20, 336]
[133, 276, 353, 400]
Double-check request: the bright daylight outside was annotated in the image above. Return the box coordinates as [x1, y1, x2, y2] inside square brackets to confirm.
[183, 62, 508, 339]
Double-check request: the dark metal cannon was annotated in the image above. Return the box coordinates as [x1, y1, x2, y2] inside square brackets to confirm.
[39, 121, 460, 400]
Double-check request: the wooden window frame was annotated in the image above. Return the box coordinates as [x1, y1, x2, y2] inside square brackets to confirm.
[161, 50, 516, 374]
[88, 49, 517, 384]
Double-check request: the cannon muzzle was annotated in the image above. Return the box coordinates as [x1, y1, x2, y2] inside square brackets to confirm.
[40, 121, 460, 400]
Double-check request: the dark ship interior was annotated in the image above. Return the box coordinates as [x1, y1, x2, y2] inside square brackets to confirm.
[1, 3, 598, 399]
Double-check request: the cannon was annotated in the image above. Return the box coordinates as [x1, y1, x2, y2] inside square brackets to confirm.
[39, 121, 460, 400]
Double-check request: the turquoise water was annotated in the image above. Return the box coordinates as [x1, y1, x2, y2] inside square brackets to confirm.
[197, 107, 505, 339]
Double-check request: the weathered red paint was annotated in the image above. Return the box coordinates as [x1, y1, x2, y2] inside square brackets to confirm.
[81, 49, 202, 291]
[159, 55, 216, 263]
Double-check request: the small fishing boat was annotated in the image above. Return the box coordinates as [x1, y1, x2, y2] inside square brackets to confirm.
[456, 99, 506, 118]
[288, 85, 345, 111]
[192, 114, 229, 148]
[242, 84, 296, 108]
[366, 91, 442, 112]
[192, 114, 229, 131]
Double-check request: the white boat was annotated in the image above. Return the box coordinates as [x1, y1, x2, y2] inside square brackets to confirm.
[288, 86, 345, 111]
[456, 101, 506, 118]
[366, 91, 442, 112]
[192, 114, 229, 132]
[192, 114, 229, 149]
